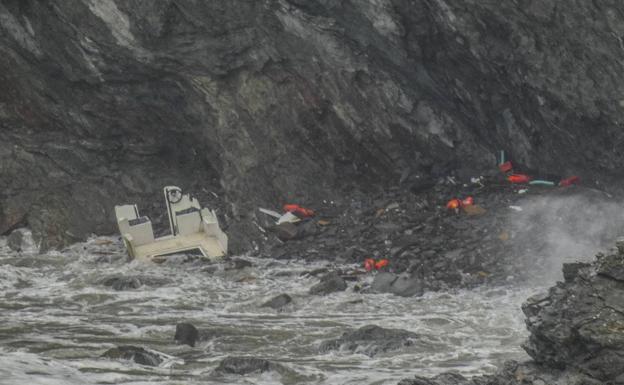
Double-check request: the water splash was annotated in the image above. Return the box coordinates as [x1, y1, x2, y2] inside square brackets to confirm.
[0, 235, 536, 384]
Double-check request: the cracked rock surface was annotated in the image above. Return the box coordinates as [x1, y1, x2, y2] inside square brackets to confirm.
[2, 1, 624, 250]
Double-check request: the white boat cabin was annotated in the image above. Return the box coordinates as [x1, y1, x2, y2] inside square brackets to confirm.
[114, 186, 228, 261]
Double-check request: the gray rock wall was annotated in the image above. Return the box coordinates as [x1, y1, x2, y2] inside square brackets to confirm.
[2, 0, 624, 250]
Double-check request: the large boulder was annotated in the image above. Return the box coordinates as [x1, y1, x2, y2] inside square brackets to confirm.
[174, 322, 199, 347]
[309, 271, 347, 295]
[320, 325, 421, 357]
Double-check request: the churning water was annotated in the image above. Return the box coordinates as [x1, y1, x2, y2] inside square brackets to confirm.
[0, 232, 536, 385]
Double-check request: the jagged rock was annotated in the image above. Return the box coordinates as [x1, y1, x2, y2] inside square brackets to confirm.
[7, 229, 23, 252]
[174, 323, 199, 347]
[261, 294, 292, 310]
[522, 250, 624, 381]
[214, 356, 274, 375]
[320, 325, 420, 357]
[561, 262, 590, 282]
[102, 346, 163, 367]
[309, 271, 347, 295]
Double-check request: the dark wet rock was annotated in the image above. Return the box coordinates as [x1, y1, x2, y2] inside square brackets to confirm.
[99, 275, 171, 290]
[309, 271, 347, 295]
[596, 252, 624, 282]
[101, 276, 142, 291]
[227, 258, 253, 270]
[7, 229, 24, 252]
[561, 262, 591, 283]
[321, 325, 420, 357]
[273, 223, 299, 241]
[214, 356, 275, 375]
[102, 346, 163, 367]
[371, 272, 422, 297]
[391, 273, 423, 297]
[174, 323, 199, 347]
[371, 272, 398, 292]
[399, 360, 601, 385]
[398, 372, 482, 385]
[261, 294, 292, 310]
[522, 250, 624, 381]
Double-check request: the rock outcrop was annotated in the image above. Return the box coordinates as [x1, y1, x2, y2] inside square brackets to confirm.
[2, 1, 624, 251]
[399, 242, 624, 384]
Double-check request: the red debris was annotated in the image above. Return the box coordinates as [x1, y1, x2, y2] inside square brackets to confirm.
[559, 176, 580, 187]
[447, 197, 474, 211]
[462, 196, 474, 206]
[446, 199, 462, 210]
[498, 161, 513, 173]
[283, 204, 315, 218]
[365, 258, 390, 271]
[507, 174, 530, 184]
[375, 259, 389, 270]
[364, 258, 376, 272]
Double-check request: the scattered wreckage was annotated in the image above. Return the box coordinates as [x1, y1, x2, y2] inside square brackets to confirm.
[115, 186, 228, 261]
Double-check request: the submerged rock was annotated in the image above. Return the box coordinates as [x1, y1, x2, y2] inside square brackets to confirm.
[229, 258, 253, 270]
[99, 275, 171, 291]
[320, 325, 420, 357]
[102, 346, 163, 367]
[100, 276, 142, 290]
[174, 323, 199, 347]
[214, 356, 275, 375]
[309, 271, 347, 295]
[261, 293, 292, 310]
[371, 272, 422, 297]
[7, 229, 24, 252]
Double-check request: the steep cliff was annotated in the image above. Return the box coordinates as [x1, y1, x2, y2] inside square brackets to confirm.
[2, 0, 624, 250]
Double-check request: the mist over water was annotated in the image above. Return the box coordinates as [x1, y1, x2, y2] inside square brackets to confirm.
[506, 189, 624, 284]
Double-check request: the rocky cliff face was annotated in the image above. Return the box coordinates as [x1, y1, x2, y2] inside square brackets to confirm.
[2, 0, 624, 250]
[400, 243, 624, 385]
